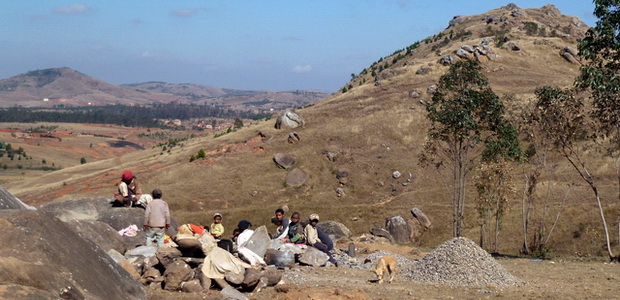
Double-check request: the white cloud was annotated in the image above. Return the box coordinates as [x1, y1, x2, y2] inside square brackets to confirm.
[170, 9, 197, 18]
[292, 65, 312, 73]
[54, 3, 92, 14]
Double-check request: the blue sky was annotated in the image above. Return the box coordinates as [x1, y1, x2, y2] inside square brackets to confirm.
[0, 1, 595, 92]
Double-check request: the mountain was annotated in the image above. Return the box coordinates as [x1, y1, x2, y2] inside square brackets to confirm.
[0, 68, 328, 110]
[10, 5, 606, 256]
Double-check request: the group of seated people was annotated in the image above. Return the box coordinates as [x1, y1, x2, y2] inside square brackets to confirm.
[176, 208, 337, 266]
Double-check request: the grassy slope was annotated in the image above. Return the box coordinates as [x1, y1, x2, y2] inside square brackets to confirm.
[11, 5, 619, 257]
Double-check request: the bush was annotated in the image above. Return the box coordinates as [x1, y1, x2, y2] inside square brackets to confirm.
[80, 157, 86, 164]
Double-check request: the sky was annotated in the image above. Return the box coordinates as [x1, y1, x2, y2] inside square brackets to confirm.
[0, 1, 596, 93]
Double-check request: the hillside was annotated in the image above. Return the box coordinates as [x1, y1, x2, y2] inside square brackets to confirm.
[0, 68, 328, 110]
[9, 4, 612, 257]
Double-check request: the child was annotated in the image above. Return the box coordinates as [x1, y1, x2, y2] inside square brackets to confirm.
[143, 189, 170, 248]
[304, 213, 336, 264]
[210, 213, 225, 239]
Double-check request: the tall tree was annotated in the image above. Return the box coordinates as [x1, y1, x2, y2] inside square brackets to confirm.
[421, 60, 520, 237]
[577, 0, 620, 202]
[533, 86, 616, 260]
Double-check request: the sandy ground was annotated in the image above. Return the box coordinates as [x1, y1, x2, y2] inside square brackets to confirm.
[147, 255, 618, 300]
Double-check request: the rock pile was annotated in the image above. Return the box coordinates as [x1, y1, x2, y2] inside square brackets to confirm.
[405, 237, 522, 286]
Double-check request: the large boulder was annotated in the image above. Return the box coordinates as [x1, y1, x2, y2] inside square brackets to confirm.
[273, 153, 296, 169]
[316, 221, 352, 241]
[66, 219, 127, 253]
[285, 168, 308, 187]
[370, 226, 395, 243]
[274, 110, 304, 129]
[244, 225, 271, 259]
[386, 216, 411, 244]
[264, 248, 295, 269]
[0, 187, 35, 210]
[0, 209, 146, 300]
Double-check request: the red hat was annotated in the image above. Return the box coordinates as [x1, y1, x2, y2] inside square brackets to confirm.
[121, 170, 134, 181]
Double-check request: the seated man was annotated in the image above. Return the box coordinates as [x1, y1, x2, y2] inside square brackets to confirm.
[114, 170, 152, 208]
[271, 208, 290, 241]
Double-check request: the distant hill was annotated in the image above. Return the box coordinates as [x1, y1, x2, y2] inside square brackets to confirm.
[12, 4, 612, 257]
[0, 68, 328, 110]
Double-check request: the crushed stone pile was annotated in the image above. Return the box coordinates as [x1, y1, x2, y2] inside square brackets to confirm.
[404, 237, 522, 286]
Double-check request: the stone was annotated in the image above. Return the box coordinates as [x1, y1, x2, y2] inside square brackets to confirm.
[176, 238, 204, 258]
[0, 209, 146, 300]
[242, 268, 263, 287]
[143, 255, 160, 271]
[156, 247, 182, 268]
[181, 279, 203, 293]
[198, 270, 212, 291]
[221, 286, 249, 300]
[244, 225, 270, 259]
[386, 216, 411, 244]
[274, 110, 304, 129]
[415, 67, 431, 75]
[408, 218, 424, 244]
[439, 55, 457, 65]
[141, 267, 162, 285]
[299, 247, 329, 267]
[118, 260, 141, 279]
[335, 187, 345, 197]
[164, 260, 194, 291]
[316, 221, 352, 241]
[262, 266, 282, 286]
[0, 186, 35, 209]
[273, 153, 296, 169]
[456, 48, 472, 59]
[285, 168, 308, 187]
[392, 171, 402, 179]
[252, 277, 269, 293]
[408, 89, 420, 98]
[347, 243, 356, 257]
[370, 226, 395, 243]
[66, 219, 127, 254]
[264, 249, 295, 269]
[126, 245, 158, 259]
[427, 84, 437, 95]
[335, 170, 349, 179]
[448, 15, 464, 28]
[325, 151, 337, 162]
[460, 45, 474, 53]
[225, 270, 245, 285]
[287, 131, 301, 143]
[411, 207, 432, 228]
[107, 249, 126, 263]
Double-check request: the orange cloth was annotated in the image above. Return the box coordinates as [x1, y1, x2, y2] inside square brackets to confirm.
[189, 224, 206, 235]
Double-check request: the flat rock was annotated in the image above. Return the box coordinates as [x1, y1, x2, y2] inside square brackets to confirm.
[66, 219, 127, 253]
[221, 286, 249, 300]
[156, 247, 182, 268]
[164, 260, 194, 291]
[285, 168, 308, 187]
[264, 248, 295, 269]
[411, 207, 432, 228]
[0, 187, 35, 210]
[0, 209, 146, 300]
[273, 153, 296, 169]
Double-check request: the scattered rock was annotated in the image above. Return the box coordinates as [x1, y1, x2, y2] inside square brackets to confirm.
[427, 84, 437, 95]
[511, 8, 527, 17]
[392, 171, 402, 179]
[264, 249, 295, 269]
[370, 226, 395, 243]
[287, 131, 301, 143]
[448, 15, 465, 28]
[285, 168, 309, 187]
[335, 187, 345, 197]
[273, 153, 296, 169]
[386, 216, 411, 244]
[325, 151, 337, 162]
[299, 247, 330, 267]
[316, 221, 352, 241]
[274, 110, 304, 129]
[181, 279, 203, 293]
[411, 208, 432, 228]
[456, 48, 472, 59]
[225, 270, 245, 285]
[244, 225, 271, 259]
[439, 55, 458, 65]
[163, 260, 194, 291]
[156, 247, 183, 268]
[560, 46, 580, 64]
[416, 67, 431, 75]
[221, 286, 249, 300]
[119, 260, 142, 279]
[409, 89, 420, 98]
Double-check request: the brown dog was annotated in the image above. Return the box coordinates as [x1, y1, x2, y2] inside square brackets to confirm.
[373, 255, 397, 283]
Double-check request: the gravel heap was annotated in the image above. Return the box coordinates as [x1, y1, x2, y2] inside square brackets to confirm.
[404, 237, 522, 286]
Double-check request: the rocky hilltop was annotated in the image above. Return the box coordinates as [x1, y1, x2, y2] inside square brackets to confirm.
[10, 4, 604, 257]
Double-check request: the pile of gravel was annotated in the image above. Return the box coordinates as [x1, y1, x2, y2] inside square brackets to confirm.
[404, 237, 522, 286]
